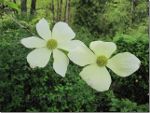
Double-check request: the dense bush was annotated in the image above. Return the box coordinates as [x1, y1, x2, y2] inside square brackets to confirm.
[74, 0, 109, 37]
[0, 16, 149, 111]
[74, 0, 148, 38]
[112, 39, 149, 104]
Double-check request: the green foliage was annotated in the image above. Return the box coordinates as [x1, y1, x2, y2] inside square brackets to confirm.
[0, 17, 96, 112]
[133, 0, 148, 23]
[5, 1, 19, 12]
[111, 38, 149, 105]
[74, 0, 109, 37]
[74, 26, 95, 45]
[0, 0, 149, 112]
[103, 90, 149, 112]
[110, 97, 148, 112]
[74, 0, 148, 38]
[0, 0, 19, 12]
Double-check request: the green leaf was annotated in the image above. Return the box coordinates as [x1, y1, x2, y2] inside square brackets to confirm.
[0, 0, 4, 4]
[5, 1, 19, 12]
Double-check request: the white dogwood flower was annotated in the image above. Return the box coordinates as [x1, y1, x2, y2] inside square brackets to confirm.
[21, 18, 82, 77]
[68, 41, 141, 92]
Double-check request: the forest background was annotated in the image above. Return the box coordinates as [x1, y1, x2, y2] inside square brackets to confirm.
[0, 0, 149, 112]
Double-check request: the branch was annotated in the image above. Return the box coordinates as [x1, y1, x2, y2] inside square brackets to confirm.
[7, 14, 35, 35]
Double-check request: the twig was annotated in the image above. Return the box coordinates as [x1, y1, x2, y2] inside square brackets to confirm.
[6, 14, 36, 36]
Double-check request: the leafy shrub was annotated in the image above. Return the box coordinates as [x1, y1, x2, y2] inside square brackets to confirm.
[0, 16, 149, 112]
[74, 0, 110, 37]
[111, 38, 149, 105]
[74, 0, 148, 38]
[0, 0, 19, 15]
[0, 17, 96, 112]
[109, 96, 149, 112]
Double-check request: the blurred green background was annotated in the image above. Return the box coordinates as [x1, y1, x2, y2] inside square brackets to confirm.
[0, 0, 149, 112]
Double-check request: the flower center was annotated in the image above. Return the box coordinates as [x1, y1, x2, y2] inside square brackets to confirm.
[96, 56, 108, 67]
[46, 39, 57, 50]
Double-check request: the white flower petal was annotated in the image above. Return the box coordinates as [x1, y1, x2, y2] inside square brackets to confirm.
[58, 40, 85, 51]
[68, 44, 96, 66]
[21, 36, 46, 48]
[80, 64, 111, 92]
[27, 48, 51, 68]
[53, 49, 69, 77]
[36, 18, 51, 40]
[107, 52, 141, 77]
[90, 41, 117, 58]
[52, 22, 75, 42]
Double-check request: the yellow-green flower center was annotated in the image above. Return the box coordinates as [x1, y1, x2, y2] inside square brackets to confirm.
[46, 39, 57, 50]
[96, 56, 108, 67]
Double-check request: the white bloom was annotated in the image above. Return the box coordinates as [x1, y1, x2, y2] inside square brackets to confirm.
[68, 41, 141, 92]
[21, 18, 83, 77]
